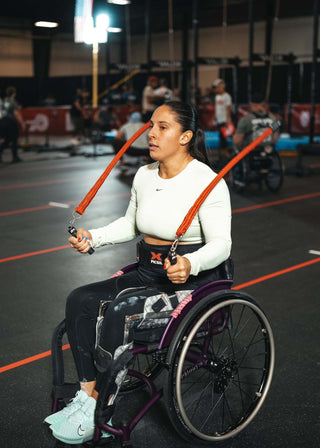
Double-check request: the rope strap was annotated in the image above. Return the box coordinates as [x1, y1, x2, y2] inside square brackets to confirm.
[175, 125, 277, 237]
[75, 121, 150, 215]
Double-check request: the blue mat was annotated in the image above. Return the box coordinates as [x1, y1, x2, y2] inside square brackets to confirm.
[204, 132, 320, 151]
[105, 130, 320, 151]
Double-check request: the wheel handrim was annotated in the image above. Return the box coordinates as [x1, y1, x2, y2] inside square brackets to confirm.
[175, 298, 275, 441]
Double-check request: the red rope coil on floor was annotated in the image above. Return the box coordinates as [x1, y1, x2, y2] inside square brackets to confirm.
[75, 121, 151, 215]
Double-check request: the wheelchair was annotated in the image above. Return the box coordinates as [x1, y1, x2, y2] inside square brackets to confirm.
[230, 144, 284, 192]
[50, 259, 275, 446]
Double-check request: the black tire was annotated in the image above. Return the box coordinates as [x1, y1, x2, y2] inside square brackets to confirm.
[164, 290, 275, 444]
[265, 151, 284, 192]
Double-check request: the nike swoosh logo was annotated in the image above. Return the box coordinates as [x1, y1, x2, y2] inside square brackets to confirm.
[78, 425, 86, 436]
[156, 188, 163, 191]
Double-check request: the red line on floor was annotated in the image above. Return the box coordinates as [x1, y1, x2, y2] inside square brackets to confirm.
[0, 193, 130, 217]
[6, 161, 94, 174]
[1, 191, 319, 218]
[232, 192, 320, 214]
[0, 178, 79, 190]
[0, 192, 318, 262]
[0, 245, 70, 263]
[232, 257, 320, 290]
[0, 256, 319, 374]
[0, 205, 54, 216]
[0, 344, 70, 374]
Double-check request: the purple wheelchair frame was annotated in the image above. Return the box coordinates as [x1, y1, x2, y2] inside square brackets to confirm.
[50, 262, 233, 446]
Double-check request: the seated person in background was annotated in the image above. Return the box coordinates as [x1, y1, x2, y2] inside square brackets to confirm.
[233, 92, 280, 151]
[92, 105, 120, 133]
[121, 83, 138, 105]
[42, 92, 56, 107]
[45, 101, 232, 445]
[112, 111, 150, 169]
[153, 78, 173, 104]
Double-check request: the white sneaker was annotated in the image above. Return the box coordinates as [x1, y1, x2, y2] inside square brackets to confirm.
[51, 395, 96, 444]
[44, 390, 89, 427]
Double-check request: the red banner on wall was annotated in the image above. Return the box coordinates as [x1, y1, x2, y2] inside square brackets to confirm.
[284, 104, 320, 134]
[20, 105, 140, 136]
[20, 104, 320, 135]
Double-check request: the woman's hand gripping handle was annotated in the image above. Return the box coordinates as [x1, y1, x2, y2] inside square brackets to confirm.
[68, 226, 94, 255]
[164, 238, 191, 284]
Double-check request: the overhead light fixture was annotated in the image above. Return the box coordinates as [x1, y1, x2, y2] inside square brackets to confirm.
[34, 21, 59, 28]
[108, 27, 122, 33]
[107, 0, 131, 5]
[83, 14, 110, 44]
[96, 13, 109, 29]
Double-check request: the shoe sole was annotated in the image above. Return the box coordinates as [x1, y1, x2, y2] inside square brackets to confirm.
[52, 428, 94, 445]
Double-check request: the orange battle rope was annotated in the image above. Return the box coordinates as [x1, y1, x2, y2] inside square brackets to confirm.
[75, 121, 151, 215]
[74, 122, 278, 243]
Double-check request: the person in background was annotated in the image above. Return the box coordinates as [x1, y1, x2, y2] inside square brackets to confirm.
[42, 92, 56, 107]
[141, 76, 160, 122]
[0, 86, 25, 163]
[153, 78, 173, 104]
[92, 105, 119, 133]
[212, 79, 232, 149]
[112, 111, 150, 171]
[233, 92, 280, 150]
[70, 88, 90, 144]
[120, 83, 138, 105]
[201, 87, 214, 105]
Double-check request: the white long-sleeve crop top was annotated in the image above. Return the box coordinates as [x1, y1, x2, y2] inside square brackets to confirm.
[90, 159, 232, 276]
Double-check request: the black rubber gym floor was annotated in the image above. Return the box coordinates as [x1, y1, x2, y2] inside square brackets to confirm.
[1, 149, 319, 448]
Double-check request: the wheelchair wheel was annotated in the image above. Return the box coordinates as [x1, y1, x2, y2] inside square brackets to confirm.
[164, 290, 275, 444]
[265, 151, 283, 192]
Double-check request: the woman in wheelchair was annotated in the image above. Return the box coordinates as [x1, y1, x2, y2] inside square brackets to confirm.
[45, 101, 232, 444]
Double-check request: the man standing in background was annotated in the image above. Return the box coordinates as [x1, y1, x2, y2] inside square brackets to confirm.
[213, 78, 232, 149]
[0, 86, 25, 163]
[141, 76, 159, 122]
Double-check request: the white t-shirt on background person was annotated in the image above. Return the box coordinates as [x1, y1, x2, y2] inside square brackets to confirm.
[215, 92, 232, 124]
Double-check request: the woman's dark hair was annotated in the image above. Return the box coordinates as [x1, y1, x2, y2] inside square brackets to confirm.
[164, 101, 210, 166]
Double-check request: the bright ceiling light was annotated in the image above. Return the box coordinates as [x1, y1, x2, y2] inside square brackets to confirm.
[34, 21, 59, 28]
[108, 27, 122, 33]
[96, 13, 109, 29]
[84, 27, 108, 44]
[107, 0, 131, 5]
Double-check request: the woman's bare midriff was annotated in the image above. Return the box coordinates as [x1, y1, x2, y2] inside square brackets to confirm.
[143, 234, 195, 246]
